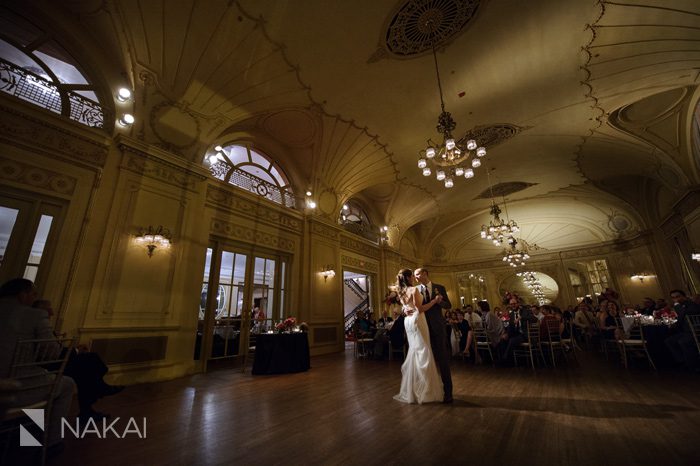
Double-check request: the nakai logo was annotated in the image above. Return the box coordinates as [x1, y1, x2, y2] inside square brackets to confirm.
[20, 409, 44, 446]
[61, 417, 147, 439]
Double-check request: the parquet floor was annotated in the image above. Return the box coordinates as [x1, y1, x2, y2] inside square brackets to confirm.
[49, 346, 700, 466]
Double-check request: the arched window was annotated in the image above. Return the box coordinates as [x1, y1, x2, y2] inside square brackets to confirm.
[338, 201, 379, 242]
[0, 26, 104, 128]
[206, 144, 295, 208]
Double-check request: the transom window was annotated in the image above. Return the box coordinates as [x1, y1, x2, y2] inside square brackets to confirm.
[206, 144, 295, 208]
[0, 17, 104, 128]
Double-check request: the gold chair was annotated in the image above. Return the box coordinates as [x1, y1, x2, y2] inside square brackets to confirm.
[560, 319, 579, 362]
[618, 322, 656, 370]
[1, 338, 74, 466]
[540, 319, 567, 368]
[513, 322, 545, 369]
[688, 315, 700, 355]
[471, 323, 494, 365]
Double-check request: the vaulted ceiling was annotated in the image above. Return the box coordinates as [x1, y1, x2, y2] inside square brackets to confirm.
[4, 0, 700, 264]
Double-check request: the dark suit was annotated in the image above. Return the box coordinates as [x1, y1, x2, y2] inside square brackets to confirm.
[422, 283, 452, 399]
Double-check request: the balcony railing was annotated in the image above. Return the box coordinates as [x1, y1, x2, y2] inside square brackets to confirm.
[0, 58, 104, 128]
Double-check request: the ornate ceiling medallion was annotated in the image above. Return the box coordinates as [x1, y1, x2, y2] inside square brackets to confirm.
[475, 181, 537, 200]
[459, 123, 526, 150]
[384, 0, 482, 57]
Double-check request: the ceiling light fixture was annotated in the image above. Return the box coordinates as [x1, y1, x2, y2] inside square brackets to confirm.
[118, 113, 134, 126]
[480, 168, 519, 245]
[502, 237, 530, 268]
[117, 87, 132, 102]
[417, 19, 486, 188]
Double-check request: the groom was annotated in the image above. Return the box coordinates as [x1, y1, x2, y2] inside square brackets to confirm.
[414, 268, 453, 403]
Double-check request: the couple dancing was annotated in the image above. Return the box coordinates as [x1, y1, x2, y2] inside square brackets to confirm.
[393, 268, 453, 405]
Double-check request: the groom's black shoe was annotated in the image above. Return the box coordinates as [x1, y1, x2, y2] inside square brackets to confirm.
[443, 395, 453, 404]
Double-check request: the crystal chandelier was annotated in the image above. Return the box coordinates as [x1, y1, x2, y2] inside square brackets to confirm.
[502, 237, 530, 267]
[480, 203, 520, 246]
[517, 271, 546, 304]
[417, 20, 486, 188]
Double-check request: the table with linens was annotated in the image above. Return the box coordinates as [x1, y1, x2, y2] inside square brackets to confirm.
[620, 315, 674, 367]
[252, 332, 310, 375]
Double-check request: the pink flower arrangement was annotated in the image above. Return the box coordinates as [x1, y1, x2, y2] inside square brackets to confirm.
[276, 317, 297, 332]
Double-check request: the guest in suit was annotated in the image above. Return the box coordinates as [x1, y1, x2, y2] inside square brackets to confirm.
[33, 300, 124, 421]
[0, 278, 74, 454]
[502, 296, 538, 363]
[414, 268, 453, 403]
[666, 289, 700, 371]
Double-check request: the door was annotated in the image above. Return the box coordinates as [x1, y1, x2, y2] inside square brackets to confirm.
[195, 242, 288, 370]
[0, 193, 64, 290]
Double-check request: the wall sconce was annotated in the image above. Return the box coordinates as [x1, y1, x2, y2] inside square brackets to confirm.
[320, 265, 336, 282]
[630, 273, 654, 283]
[135, 225, 171, 258]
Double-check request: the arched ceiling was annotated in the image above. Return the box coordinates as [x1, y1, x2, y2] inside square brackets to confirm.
[3, 0, 700, 265]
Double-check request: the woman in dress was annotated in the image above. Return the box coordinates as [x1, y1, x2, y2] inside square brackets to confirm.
[393, 268, 444, 404]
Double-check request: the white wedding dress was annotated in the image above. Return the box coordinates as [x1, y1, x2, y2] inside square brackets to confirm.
[393, 293, 444, 404]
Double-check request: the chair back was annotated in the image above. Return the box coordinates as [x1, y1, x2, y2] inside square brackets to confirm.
[9, 338, 74, 408]
[526, 321, 541, 344]
[471, 323, 490, 345]
[686, 315, 700, 348]
[543, 319, 562, 343]
[626, 321, 644, 341]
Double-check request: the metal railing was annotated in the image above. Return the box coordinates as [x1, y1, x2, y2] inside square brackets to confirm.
[0, 58, 104, 128]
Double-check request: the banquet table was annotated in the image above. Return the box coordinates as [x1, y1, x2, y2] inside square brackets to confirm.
[252, 332, 310, 375]
[620, 316, 673, 367]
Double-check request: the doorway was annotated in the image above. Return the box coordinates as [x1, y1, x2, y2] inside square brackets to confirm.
[343, 270, 371, 342]
[194, 242, 288, 371]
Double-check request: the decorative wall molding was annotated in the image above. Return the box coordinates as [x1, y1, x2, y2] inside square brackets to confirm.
[341, 254, 378, 272]
[119, 140, 208, 192]
[0, 158, 77, 196]
[310, 221, 341, 241]
[205, 184, 303, 233]
[210, 218, 296, 252]
[0, 100, 108, 166]
[340, 234, 380, 259]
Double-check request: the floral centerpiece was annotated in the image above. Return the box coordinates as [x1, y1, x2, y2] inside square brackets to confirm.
[276, 316, 297, 333]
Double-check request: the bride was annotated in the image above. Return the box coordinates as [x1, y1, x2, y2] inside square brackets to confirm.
[393, 268, 444, 404]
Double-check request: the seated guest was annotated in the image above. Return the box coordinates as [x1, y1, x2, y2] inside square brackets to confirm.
[0, 278, 74, 456]
[378, 310, 393, 326]
[573, 302, 597, 336]
[640, 297, 656, 316]
[388, 313, 406, 350]
[464, 305, 483, 327]
[654, 303, 678, 319]
[539, 306, 561, 338]
[482, 301, 506, 358]
[665, 289, 700, 371]
[533, 305, 544, 322]
[354, 311, 373, 338]
[656, 298, 668, 312]
[454, 311, 471, 356]
[599, 301, 621, 340]
[33, 300, 124, 421]
[502, 297, 537, 363]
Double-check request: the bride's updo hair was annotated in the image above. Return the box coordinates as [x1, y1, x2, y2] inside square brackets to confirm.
[396, 268, 413, 300]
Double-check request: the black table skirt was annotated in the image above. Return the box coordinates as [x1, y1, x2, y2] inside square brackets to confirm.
[642, 325, 673, 367]
[252, 333, 311, 375]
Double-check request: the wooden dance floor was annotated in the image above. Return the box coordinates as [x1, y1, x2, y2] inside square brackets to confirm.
[50, 348, 700, 465]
